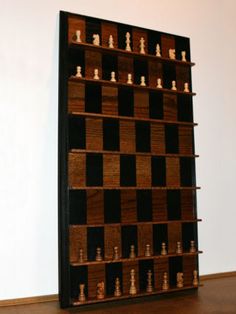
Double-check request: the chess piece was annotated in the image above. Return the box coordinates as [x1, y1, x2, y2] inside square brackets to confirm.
[140, 76, 146, 86]
[146, 270, 153, 293]
[129, 269, 137, 295]
[93, 69, 100, 80]
[140, 37, 145, 54]
[75, 30, 81, 43]
[177, 272, 184, 288]
[156, 43, 161, 57]
[75, 66, 82, 78]
[125, 32, 132, 51]
[184, 82, 190, 92]
[181, 51, 187, 62]
[145, 244, 151, 257]
[79, 248, 84, 263]
[109, 35, 114, 48]
[96, 281, 105, 299]
[114, 277, 122, 297]
[127, 73, 133, 84]
[176, 241, 182, 254]
[113, 246, 119, 260]
[171, 80, 177, 91]
[78, 283, 86, 302]
[190, 240, 196, 253]
[161, 242, 167, 256]
[162, 272, 169, 290]
[110, 71, 116, 82]
[93, 34, 100, 46]
[129, 245, 136, 258]
[156, 78, 162, 88]
[95, 247, 102, 261]
[193, 270, 199, 287]
[169, 48, 176, 59]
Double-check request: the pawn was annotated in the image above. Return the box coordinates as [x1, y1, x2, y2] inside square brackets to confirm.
[193, 270, 199, 287]
[75, 30, 81, 43]
[181, 51, 187, 62]
[140, 76, 146, 86]
[184, 82, 190, 92]
[129, 269, 137, 295]
[156, 43, 161, 57]
[75, 66, 82, 78]
[127, 73, 133, 84]
[190, 240, 196, 253]
[129, 245, 136, 259]
[79, 248, 84, 263]
[110, 71, 116, 82]
[161, 242, 167, 256]
[145, 244, 151, 257]
[108, 35, 114, 48]
[162, 272, 169, 290]
[114, 277, 122, 297]
[113, 246, 119, 260]
[177, 272, 184, 288]
[169, 48, 176, 59]
[125, 32, 132, 51]
[140, 37, 145, 54]
[96, 281, 105, 299]
[78, 283, 86, 302]
[146, 270, 153, 293]
[95, 247, 102, 261]
[176, 241, 182, 254]
[156, 78, 162, 88]
[93, 69, 100, 80]
[93, 34, 100, 46]
[171, 80, 177, 91]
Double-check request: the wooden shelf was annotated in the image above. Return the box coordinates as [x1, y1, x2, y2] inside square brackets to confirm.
[69, 186, 201, 190]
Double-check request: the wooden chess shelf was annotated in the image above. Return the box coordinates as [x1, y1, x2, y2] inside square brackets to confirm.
[69, 186, 201, 190]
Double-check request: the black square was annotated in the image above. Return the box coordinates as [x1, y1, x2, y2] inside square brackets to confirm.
[153, 224, 168, 255]
[69, 190, 87, 224]
[85, 83, 102, 113]
[137, 190, 152, 222]
[151, 156, 166, 186]
[135, 121, 150, 152]
[104, 190, 121, 223]
[103, 119, 120, 151]
[167, 190, 181, 220]
[120, 155, 136, 186]
[180, 157, 195, 186]
[86, 153, 103, 186]
[68, 116, 86, 149]
[87, 227, 104, 261]
[165, 125, 179, 154]
[121, 225, 137, 258]
[118, 87, 134, 117]
[149, 91, 163, 119]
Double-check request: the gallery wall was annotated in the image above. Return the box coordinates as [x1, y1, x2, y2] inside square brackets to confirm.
[0, 0, 235, 300]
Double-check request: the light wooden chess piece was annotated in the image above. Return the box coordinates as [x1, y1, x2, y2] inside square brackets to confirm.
[193, 270, 199, 287]
[79, 248, 84, 263]
[171, 80, 177, 91]
[114, 277, 122, 297]
[75, 30, 81, 43]
[177, 272, 184, 288]
[162, 272, 169, 290]
[113, 246, 119, 260]
[161, 242, 167, 256]
[76, 66, 82, 78]
[93, 69, 100, 80]
[127, 73, 133, 84]
[93, 34, 100, 46]
[110, 71, 116, 82]
[184, 82, 190, 92]
[140, 76, 146, 86]
[190, 240, 196, 253]
[140, 37, 145, 54]
[156, 43, 161, 57]
[145, 244, 151, 257]
[129, 269, 137, 295]
[181, 51, 187, 62]
[146, 270, 153, 293]
[78, 283, 86, 302]
[169, 48, 176, 59]
[95, 247, 102, 261]
[129, 245, 136, 258]
[109, 35, 114, 48]
[96, 281, 105, 299]
[125, 32, 132, 51]
[176, 241, 182, 254]
[157, 78, 162, 88]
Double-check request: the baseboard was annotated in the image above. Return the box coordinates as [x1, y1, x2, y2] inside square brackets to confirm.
[200, 271, 236, 281]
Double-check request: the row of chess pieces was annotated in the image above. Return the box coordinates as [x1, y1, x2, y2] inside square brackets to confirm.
[78, 240, 197, 263]
[73, 66, 190, 92]
[77, 268, 199, 302]
[74, 30, 188, 62]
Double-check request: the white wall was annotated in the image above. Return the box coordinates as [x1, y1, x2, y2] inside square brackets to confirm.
[0, 0, 235, 300]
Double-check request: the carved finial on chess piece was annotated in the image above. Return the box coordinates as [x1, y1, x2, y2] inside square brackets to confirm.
[127, 73, 133, 84]
[110, 71, 116, 82]
[79, 248, 84, 263]
[129, 269, 137, 295]
[78, 283, 86, 302]
[176, 241, 182, 254]
[162, 272, 169, 290]
[113, 246, 119, 260]
[75, 30, 81, 43]
[140, 37, 145, 54]
[125, 32, 132, 51]
[177, 272, 184, 288]
[169, 48, 176, 59]
[114, 277, 122, 297]
[76, 66, 82, 78]
[96, 281, 105, 299]
[140, 76, 146, 86]
[193, 270, 199, 286]
[95, 247, 102, 261]
[109, 35, 114, 48]
[93, 34, 100, 46]
[184, 82, 190, 92]
[156, 43, 161, 57]
[190, 240, 196, 253]
[93, 69, 100, 80]
[157, 78, 162, 88]
[171, 80, 177, 91]
[181, 51, 187, 62]
[145, 244, 151, 257]
[146, 270, 153, 293]
[129, 245, 136, 258]
[161, 242, 167, 256]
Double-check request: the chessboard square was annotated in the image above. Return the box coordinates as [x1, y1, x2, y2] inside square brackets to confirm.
[121, 225, 138, 258]
[87, 190, 104, 224]
[182, 222, 197, 251]
[153, 224, 168, 255]
[118, 87, 134, 117]
[178, 126, 194, 155]
[165, 125, 179, 154]
[152, 190, 167, 221]
[177, 95, 193, 122]
[105, 263, 123, 296]
[120, 190, 137, 223]
[137, 190, 152, 222]
[69, 190, 87, 225]
[161, 34, 175, 59]
[119, 120, 135, 153]
[101, 21, 118, 48]
[85, 83, 102, 113]
[135, 121, 151, 152]
[133, 59, 149, 85]
[167, 190, 181, 220]
[169, 256, 183, 287]
[104, 190, 121, 223]
[181, 190, 196, 220]
[86, 118, 103, 150]
[117, 24, 133, 50]
[85, 17, 101, 44]
[68, 81, 85, 113]
[166, 157, 180, 187]
[180, 157, 195, 186]
[70, 265, 88, 299]
[86, 153, 103, 186]
[102, 86, 118, 115]
[102, 54, 118, 81]
[68, 16, 86, 43]
[163, 93, 177, 121]
[104, 225, 121, 260]
[68, 153, 86, 187]
[138, 260, 154, 291]
[103, 119, 120, 151]
[120, 155, 136, 186]
[69, 226, 87, 262]
[136, 156, 151, 187]
[87, 227, 104, 261]
[149, 91, 163, 119]
[150, 123, 165, 154]
[103, 154, 120, 187]
[151, 156, 166, 186]
[69, 116, 86, 149]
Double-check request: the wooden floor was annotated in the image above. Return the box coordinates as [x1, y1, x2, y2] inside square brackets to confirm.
[1, 276, 236, 314]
